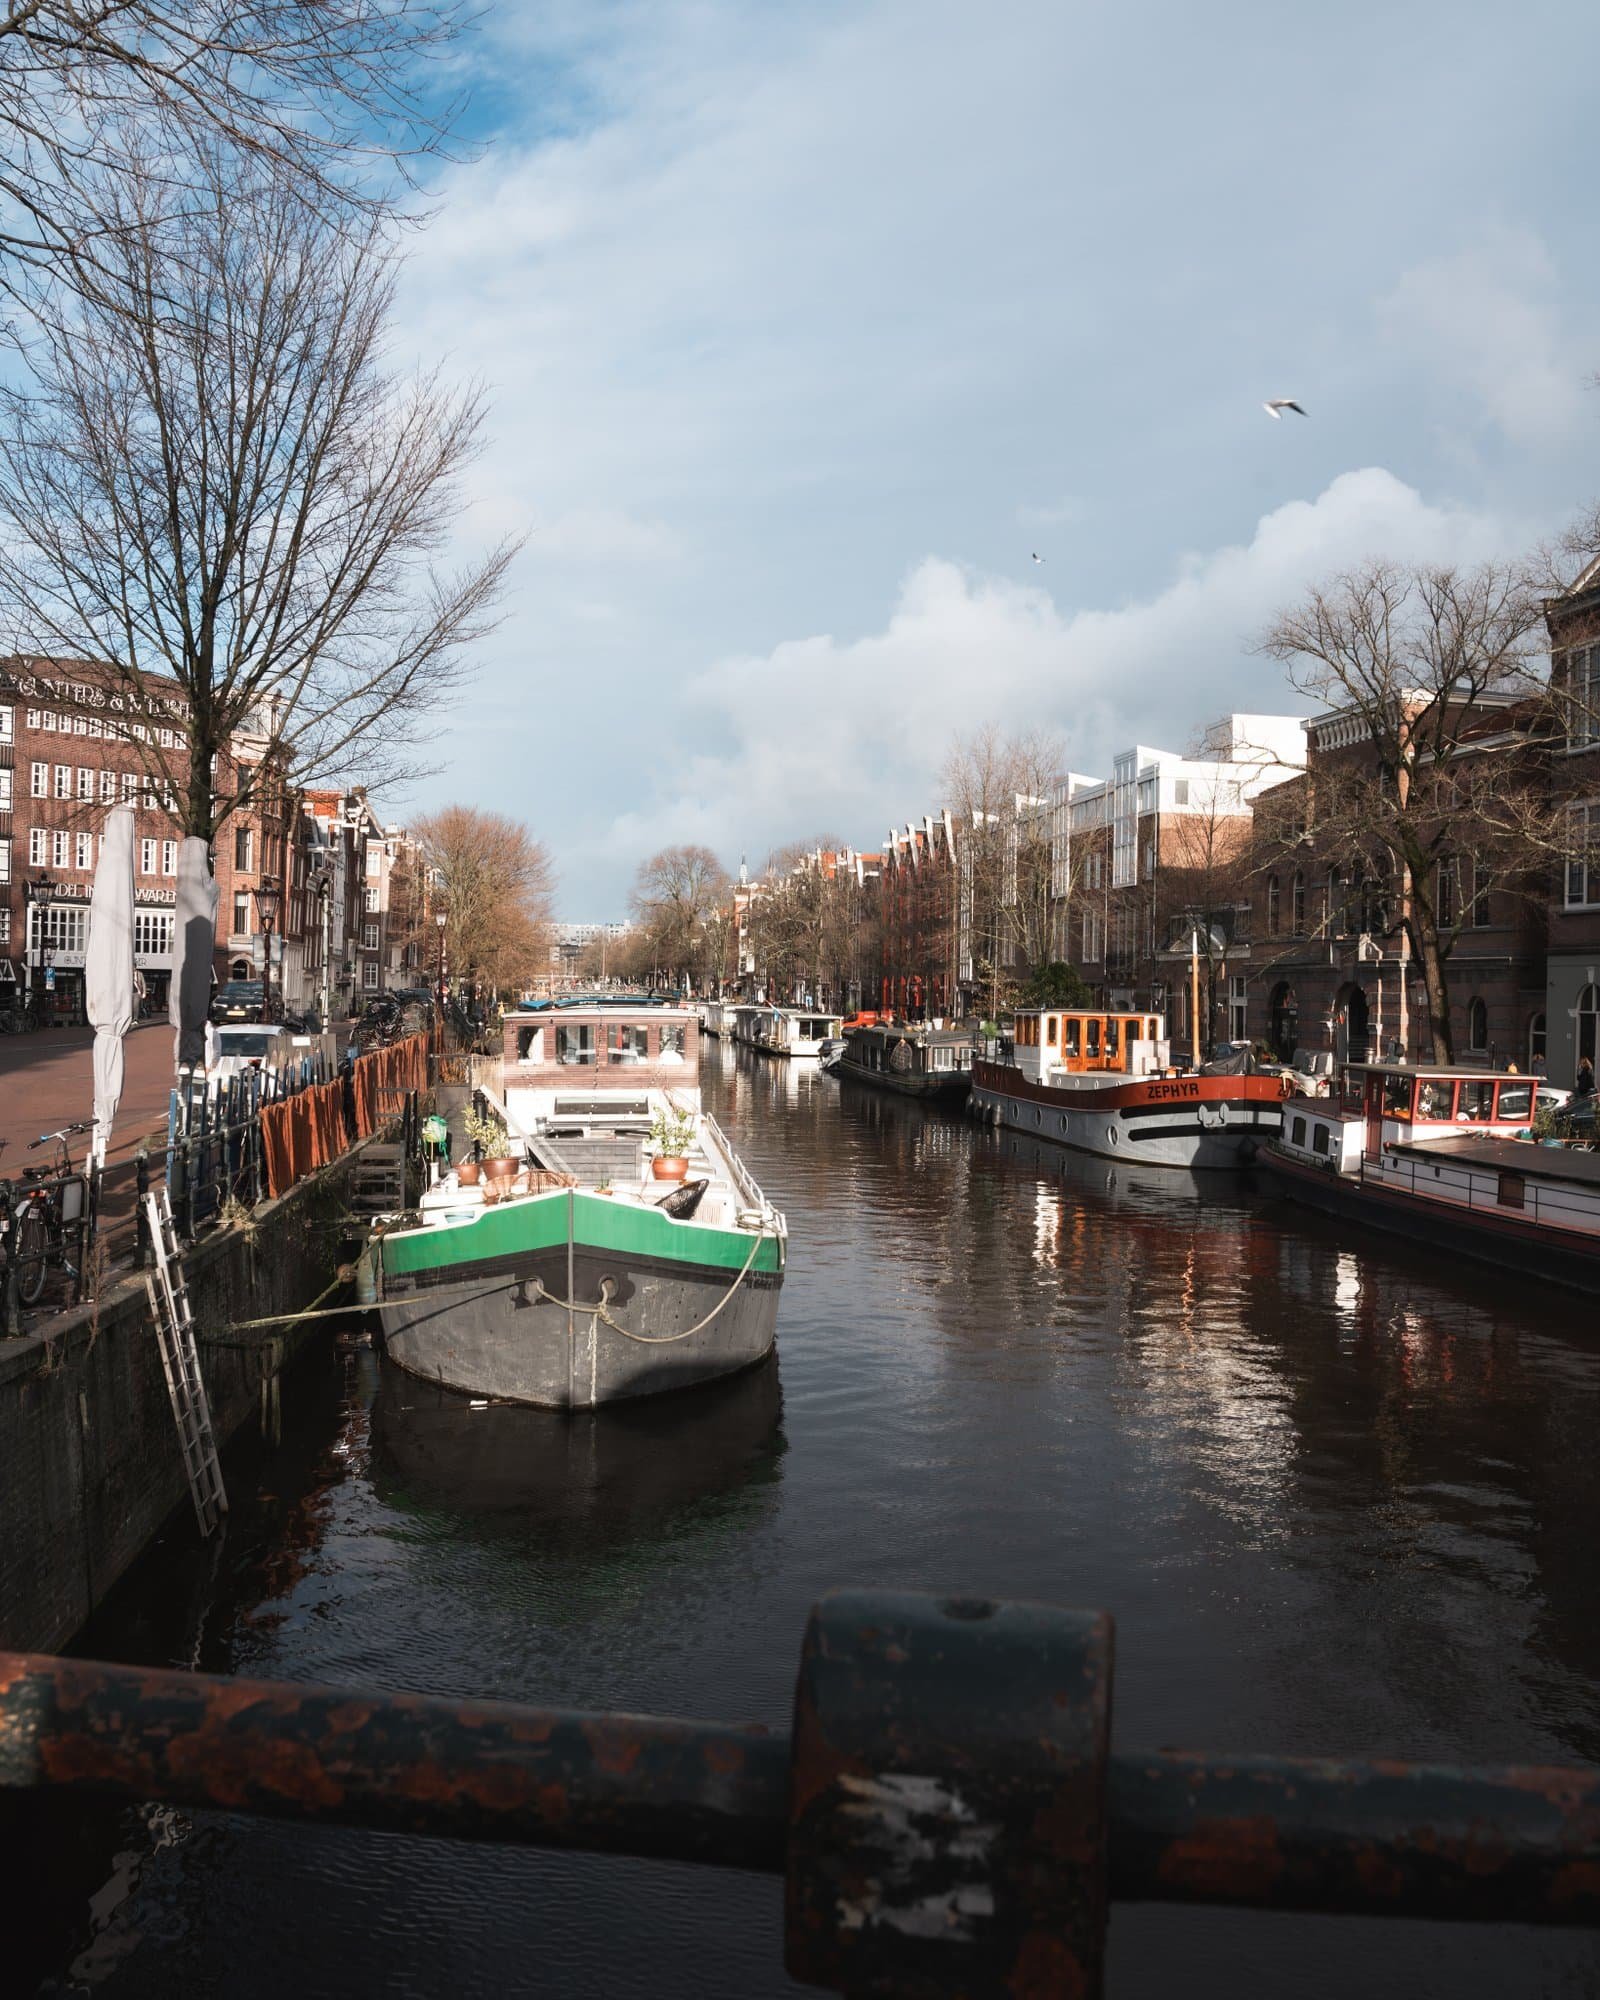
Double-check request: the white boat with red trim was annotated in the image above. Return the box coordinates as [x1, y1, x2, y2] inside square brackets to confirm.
[1260, 1062, 1600, 1293]
[969, 1007, 1290, 1169]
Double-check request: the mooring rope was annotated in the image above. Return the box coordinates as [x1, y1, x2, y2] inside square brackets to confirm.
[529, 1224, 768, 1345]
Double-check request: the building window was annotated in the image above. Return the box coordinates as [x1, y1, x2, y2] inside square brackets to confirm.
[162, 840, 177, 876]
[0, 907, 8, 943]
[1467, 996, 1488, 1052]
[98, 769, 116, 803]
[134, 910, 175, 959]
[363, 922, 379, 949]
[234, 825, 254, 872]
[0, 705, 11, 744]
[1565, 803, 1599, 908]
[1229, 975, 1247, 1042]
[1291, 871, 1304, 934]
[76, 766, 94, 801]
[40, 710, 56, 731]
[0, 769, 9, 812]
[30, 828, 47, 865]
[31, 761, 48, 798]
[1469, 859, 1491, 927]
[122, 772, 138, 802]
[362, 959, 379, 990]
[1266, 875, 1280, 934]
[1529, 1012, 1546, 1068]
[233, 892, 251, 935]
[1565, 643, 1600, 750]
[365, 884, 380, 913]
[75, 832, 92, 870]
[54, 764, 71, 798]
[53, 829, 70, 868]
[0, 836, 9, 883]
[1437, 856, 1458, 929]
[139, 837, 156, 875]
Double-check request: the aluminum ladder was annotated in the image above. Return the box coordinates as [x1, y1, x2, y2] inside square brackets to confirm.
[144, 1188, 228, 1537]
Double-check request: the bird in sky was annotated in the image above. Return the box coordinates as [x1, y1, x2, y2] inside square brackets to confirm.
[1262, 399, 1308, 419]
[1031, 552, 1045, 564]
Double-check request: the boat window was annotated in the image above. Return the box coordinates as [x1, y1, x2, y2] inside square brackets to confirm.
[1291, 1115, 1306, 1146]
[1495, 1083, 1532, 1122]
[1456, 1080, 1493, 1121]
[1312, 1123, 1330, 1155]
[1414, 1078, 1453, 1120]
[608, 1024, 649, 1063]
[1146, 1018, 1159, 1042]
[556, 1024, 596, 1066]
[659, 1023, 687, 1060]
[1497, 1171, 1525, 1210]
[1045, 1016, 1058, 1047]
[516, 1025, 545, 1062]
[1063, 1018, 1080, 1057]
[1104, 1020, 1121, 1063]
[1341, 1072, 1363, 1114]
[1086, 1019, 1101, 1059]
[1383, 1075, 1413, 1116]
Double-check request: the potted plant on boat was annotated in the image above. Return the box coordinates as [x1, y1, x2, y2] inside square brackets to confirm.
[463, 1102, 519, 1195]
[649, 1105, 697, 1182]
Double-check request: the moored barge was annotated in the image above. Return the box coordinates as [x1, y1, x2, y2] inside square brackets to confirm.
[1260, 1062, 1600, 1292]
[970, 1007, 1288, 1169]
[837, 1022, 976, 1102]
[375, 1000, 785, 1407]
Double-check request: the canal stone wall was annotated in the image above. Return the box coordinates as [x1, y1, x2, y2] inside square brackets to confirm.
[0, 1143, 372, 1656]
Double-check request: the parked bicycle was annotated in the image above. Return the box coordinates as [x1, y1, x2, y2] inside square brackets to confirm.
[9, 1122, 93, 1307]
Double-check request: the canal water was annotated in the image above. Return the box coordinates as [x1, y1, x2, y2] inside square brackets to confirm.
[31, 1045, 1600, 1997]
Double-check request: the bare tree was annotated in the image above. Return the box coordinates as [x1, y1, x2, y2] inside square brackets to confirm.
[412, 806, 555, 1000]
[940, 725, 1061, 1015]
[1260, 560, 1554, 1062]
[0, 152, 517, 845]
[0, 1, 469, 297]
[629, 845, 729, 991]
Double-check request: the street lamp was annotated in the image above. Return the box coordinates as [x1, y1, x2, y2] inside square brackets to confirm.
[25, 869, 57, 1025]
[256, 874, 281, 1023]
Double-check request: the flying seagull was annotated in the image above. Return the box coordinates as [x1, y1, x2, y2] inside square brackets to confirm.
[1031, 552, 1045, 564]
[1262, 398, 1308, 419]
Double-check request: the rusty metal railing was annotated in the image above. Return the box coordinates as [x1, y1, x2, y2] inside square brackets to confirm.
[3, 1592, 1597, 1995]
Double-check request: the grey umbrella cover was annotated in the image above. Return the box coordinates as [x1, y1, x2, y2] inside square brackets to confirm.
[170, 836, 219, 1072]
[85, 802, 137, 1169]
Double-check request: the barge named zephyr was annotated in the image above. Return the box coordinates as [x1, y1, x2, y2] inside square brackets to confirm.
[375, 1000, 785, 1407]
[970, 1006, 1288, 1168]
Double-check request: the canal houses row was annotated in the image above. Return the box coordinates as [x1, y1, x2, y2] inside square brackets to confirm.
[723, 561, 1600, 1089]
[0, 656, 434, 1024]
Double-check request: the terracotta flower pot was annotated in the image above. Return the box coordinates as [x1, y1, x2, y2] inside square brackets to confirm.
[483, 1155, 520, 1183]
[651, 1155, 690, 1183]
[457, 1160, 481, 1187]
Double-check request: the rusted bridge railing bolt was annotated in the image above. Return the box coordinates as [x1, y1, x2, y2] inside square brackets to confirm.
[786, 1591, 1112, 1997]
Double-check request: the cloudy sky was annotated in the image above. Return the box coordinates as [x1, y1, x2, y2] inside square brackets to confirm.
[396, 0, 1599, 914]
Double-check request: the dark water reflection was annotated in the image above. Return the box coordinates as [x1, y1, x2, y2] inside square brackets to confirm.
[36, 1044, 1600, 1996]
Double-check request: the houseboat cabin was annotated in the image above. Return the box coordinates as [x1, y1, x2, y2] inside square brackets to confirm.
[839, 1022, 977, 1100]
[1274, 1064, 1540, 1175]
[733, 1006, 842, 1058]
[1009, 1010, 1171, 1087]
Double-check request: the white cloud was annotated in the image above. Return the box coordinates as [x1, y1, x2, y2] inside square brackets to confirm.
[599, 469, 1521, 867]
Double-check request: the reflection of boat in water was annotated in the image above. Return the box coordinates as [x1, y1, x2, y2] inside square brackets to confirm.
[368, 1352, 785, 1535]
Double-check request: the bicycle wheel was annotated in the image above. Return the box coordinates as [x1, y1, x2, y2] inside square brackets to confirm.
[15, 1205, 49, 1305]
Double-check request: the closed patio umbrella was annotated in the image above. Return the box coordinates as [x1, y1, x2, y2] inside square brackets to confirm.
[170, 836, 219, 1074]
[85, 803, 137, 1170]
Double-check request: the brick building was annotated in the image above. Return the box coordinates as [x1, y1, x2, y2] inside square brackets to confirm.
[0, 658, 188, 1023]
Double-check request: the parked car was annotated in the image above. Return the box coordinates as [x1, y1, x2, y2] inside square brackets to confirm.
[208, 1023, 291, 1080]
[210, 979, 266, 1024]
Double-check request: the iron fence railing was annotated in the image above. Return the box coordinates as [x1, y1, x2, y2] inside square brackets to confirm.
[1, 1591, 1596, 1996]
